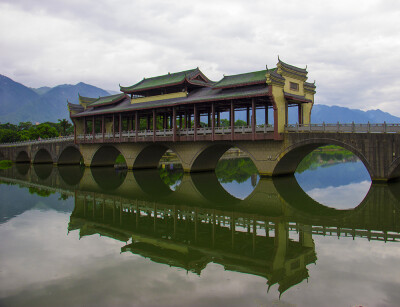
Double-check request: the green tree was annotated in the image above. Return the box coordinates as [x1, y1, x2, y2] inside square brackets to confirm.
[28, 124, 58, 140]
[235, 119, 247, 127]
[58, 119, 72, 136]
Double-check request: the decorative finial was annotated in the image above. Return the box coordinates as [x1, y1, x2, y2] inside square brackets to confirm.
[278, 55, 280, 61]
[305, 65, 308, 70]
[313, 80, 316, 84]
[119, 83, 121, 87]
[266, 64, 268, 70]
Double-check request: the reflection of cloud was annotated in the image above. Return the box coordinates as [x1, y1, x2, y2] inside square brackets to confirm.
[306, 180, 371, 209]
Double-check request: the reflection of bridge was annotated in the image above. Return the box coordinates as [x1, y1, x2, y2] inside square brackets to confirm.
[1, 165, 400, 294]
[1, 124, 400, 181]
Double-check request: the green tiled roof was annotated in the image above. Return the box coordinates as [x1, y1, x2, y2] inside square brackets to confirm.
[78, 95, 98, 104]
[120, 68, 201, 93]
[88, 93, 127, 107]
[213, 69, 275, 89]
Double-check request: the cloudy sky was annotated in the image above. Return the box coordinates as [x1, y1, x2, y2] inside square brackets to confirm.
[1, 0, 400, 115]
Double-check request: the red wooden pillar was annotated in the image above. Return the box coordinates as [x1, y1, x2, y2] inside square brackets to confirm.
[188, 113, 191, 128]
[147, 114, 151, 130]
[172, 107, 177, 142]
[298, 104, 303, 124]
[179, 114, 183, 129]
[74, 123, 76, 144]
[102, 115, 105, 142]
[230, 100, 235, 141]
[217, 111, 220, 127]
[169, 113, 173, 129]
[246, 107, 250, 126]
[153, 109, 156, 142]
[92, 116, 95, 144]
[211, 102, 215, 141]
[83, 117, 86, 142]
[265, 103, 269, 126]
[135, 112, 139, 142]
[251, 98, 256, 141]
[119, 113, 122, 142]
[112, 114, 115, 142]
[194, 104, 197, 141]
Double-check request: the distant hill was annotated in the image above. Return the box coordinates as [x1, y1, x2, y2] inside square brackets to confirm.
[30, 86, 51, 95]
[310, 105, 400, 124]
[1, 74, 400, 124]
[0, 75, 111, 124]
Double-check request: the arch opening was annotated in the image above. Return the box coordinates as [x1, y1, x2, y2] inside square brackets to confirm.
[58, 146, 83, 165]
[192, 145, 259, 199]
[158, 149, 183, 191]
[91, 145, 126, 168]
[16, 151, 30, 163]
[215, 147, 260, 199]
[33, 148, 53, 164]
[293, 145, 371, 209]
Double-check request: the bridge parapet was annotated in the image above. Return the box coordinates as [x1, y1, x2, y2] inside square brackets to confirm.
[0, 136, 74, 148]
[286, 123, 400, 133]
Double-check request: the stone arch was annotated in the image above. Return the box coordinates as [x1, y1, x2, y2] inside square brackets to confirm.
[90, 145, 124, 167]
[272, 138, 373, 179]
[387, 157, 400, 181]
[133, 144, 182, 170]
[16, 150, 30, 163]
[58, 145, 83, 165]
[33, 148, 53, 164]
[188, 143, 259, 174]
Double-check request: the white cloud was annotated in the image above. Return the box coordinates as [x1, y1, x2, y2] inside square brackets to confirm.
[1, 0, 400, 114]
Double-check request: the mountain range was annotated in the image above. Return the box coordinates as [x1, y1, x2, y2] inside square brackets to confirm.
[1, 74, 399, 124]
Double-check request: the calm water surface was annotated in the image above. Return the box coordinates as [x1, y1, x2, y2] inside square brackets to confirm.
[0, 153, 399, 307]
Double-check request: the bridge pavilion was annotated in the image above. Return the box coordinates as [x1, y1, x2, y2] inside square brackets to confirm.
[68, 59, 316, 144]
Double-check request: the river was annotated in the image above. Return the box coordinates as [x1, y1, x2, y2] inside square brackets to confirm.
[0, 151, 399, 307]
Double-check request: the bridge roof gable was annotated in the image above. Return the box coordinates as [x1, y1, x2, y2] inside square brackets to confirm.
[86, 93, 128, 108]
[120, 68, 213, 94]
[213, 69, 273, 89]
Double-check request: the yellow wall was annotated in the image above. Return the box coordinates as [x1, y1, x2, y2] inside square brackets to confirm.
[283, 76, 305, 96]
[73, 118, 85, 134]
[271, 86, 287, 133]
[131, 92, 187, 104]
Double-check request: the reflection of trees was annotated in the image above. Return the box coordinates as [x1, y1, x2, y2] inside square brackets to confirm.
[215, 158, 258, 183]
[296, 147, 357, 174]
[159, 165, 183, 188]
[28, 187, 54, 197]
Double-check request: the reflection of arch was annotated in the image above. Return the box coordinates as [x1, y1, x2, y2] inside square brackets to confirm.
[91, 167, 127, 191]
[58, 146, 83, 165]
[273, 176, 353, 216]
[33, 163, 53, 180]
[33, 148, 53, 164]
[16, 151, 30, 163]
[190, 172, 240, 205]
[91, 145, 123, 167]
[273, 139, 372, 179]
[133, 144, 169, 169]
[58, 165, 84, 186]
[133, 169, 173, 198]
[15, 163, 30, 175]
